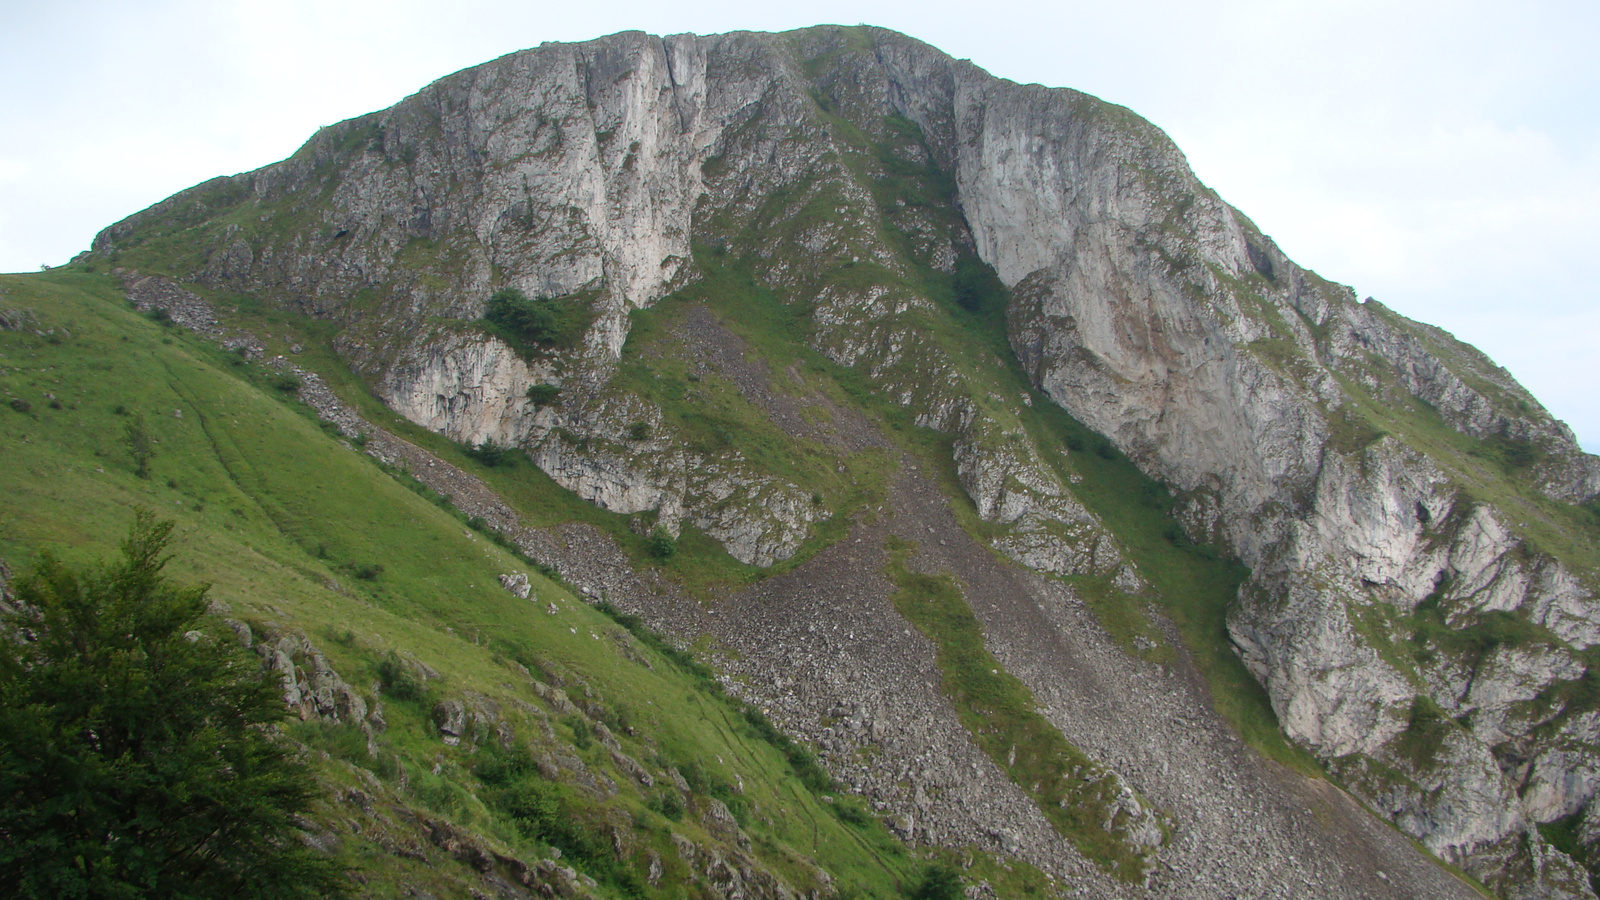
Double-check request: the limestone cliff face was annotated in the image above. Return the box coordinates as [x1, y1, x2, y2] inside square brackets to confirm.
[868, 31, 1600, 894]
[92, 24, 1600, 899]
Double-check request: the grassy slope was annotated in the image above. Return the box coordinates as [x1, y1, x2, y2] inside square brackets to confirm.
[58, 95, 1315, 879]
[42, 37, 1457, 880]
[0, 270, 959, 899]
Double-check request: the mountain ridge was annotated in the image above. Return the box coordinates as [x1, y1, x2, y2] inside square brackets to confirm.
[34, 22, 1600, 899]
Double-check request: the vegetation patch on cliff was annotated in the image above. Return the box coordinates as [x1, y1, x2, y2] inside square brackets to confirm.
[884, 537, 1161, 883]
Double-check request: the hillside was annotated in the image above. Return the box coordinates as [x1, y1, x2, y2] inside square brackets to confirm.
[5, 22, 1600, 900]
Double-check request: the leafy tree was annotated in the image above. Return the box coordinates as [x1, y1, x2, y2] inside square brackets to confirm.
[0, 514, 348, 899]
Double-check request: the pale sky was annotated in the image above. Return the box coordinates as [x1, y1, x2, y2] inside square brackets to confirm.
[3, 0, 1596, 450]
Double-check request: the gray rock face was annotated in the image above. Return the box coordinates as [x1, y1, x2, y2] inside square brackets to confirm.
[870, 31, 1600, 895]
[92, 23, 1600, 899]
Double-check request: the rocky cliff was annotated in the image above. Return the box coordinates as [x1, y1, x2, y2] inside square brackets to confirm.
[90, 24, 1600, 899]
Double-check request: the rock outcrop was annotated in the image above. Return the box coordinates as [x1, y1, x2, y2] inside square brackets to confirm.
[90, 24, 1600, 899]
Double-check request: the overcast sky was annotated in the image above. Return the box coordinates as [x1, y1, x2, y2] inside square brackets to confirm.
[3, 0, 1595, 450]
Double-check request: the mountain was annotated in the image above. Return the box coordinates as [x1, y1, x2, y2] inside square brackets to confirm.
[6, 23, 1599, 899]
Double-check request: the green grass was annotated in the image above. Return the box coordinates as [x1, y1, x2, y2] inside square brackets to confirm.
[0, 269, 943, 898]
[884, 538, 1158, 883]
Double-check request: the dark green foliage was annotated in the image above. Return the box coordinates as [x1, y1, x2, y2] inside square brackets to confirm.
[831, 798, 873, 827]
[121, 412, 154, 478]
[473, 749, 645, 891]
[145, 306, 175, 327]
[482, 287, 593, 351]
[0, 514, 347, 899]
[1391, 695, 1452, 770]
[8, 398, 30, 414]
[909, 861, 964, 900]
[477, 755, 647, 895]
[566, 715, 593, 750]
[286, 719, 370, 767]
[646, 789, 684, 821]
[645, 527, 677, 560]
[1584, 499, 1600, 533]
[668, 757, 750, 824]
[951, 257, 1006, 318]
[375, 650, 425, 702]
[525, 384, 562, 407]
[346, 561, 384, 581]
[268, 372, 301, 394]
[627, 421, 651, 441]
[498, 778, 561, 838]
[465, 438, 517, 468]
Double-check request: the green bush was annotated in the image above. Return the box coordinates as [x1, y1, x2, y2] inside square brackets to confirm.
[526, 384, 562, 407]
[647, 790, 685, 821]
[0, 514, 348, 898]
[646, 526, 677, 560]
[465, 438, 517, 468]
[497, 777, 561, 839]
[952, 257, 1005, 317]
[376, 650, 425, 702]
[122, 412, 155, 478]
[483, 288, 593, 350]
[909, 862, 963, 900]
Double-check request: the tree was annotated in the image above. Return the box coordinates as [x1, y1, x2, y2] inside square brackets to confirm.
[0, 514, 348, 899]
[122, 413, 154, 479]
[909, 861, 963, 900]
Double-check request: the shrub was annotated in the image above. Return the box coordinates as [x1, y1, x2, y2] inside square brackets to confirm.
[497, 778, 560, 839]
[647, 790, 685, 821]
[909, 862, 963, 900]
[627, 421, 651, 441]
[122, 412, 155, 478]
[465, 438, 517, 468]
[952, 257, 1005, 317]
[376, 651, 425, 702]
[0, 514, 348, 898]
[646, 527, 677, 560]
[348, 562, 383, 581]
[526, 384, 562, 407]
[483, 287, 593, 350]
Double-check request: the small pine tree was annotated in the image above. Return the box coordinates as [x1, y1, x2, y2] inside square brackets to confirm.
[122, 412, 154, 478]
[0, 514, 349, 899]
